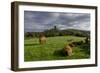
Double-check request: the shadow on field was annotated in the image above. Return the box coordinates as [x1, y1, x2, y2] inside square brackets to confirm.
[77, 43, 90, 55]
[53, 49, 66, 57]
[25, 43, 39, 46]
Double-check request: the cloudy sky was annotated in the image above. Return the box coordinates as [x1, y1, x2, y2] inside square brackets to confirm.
[24, 11, 90, 32]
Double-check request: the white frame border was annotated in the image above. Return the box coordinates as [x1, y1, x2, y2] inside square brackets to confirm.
[18, 5, 96, 68]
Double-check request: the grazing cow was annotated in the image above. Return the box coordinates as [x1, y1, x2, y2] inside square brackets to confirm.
[69, 43, 75, 47]
[64, 44, 73, 56]
[39, 33, 46, 44]
[71, 41, 78, 46]
[71, 40, 84, 46]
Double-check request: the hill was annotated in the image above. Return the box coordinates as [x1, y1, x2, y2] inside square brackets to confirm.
[25, 28, 90, 38]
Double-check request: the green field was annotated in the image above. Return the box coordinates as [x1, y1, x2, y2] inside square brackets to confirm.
[24, 36, 90, 61]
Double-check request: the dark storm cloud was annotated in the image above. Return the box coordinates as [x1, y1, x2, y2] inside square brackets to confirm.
[24, 11, 90, 32]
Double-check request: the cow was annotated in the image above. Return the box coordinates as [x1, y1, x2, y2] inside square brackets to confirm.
[39, 33, 46, 45]
[64, 44, 73, 56]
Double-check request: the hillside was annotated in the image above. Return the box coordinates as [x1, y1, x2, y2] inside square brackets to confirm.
[25, 28, 90, 38]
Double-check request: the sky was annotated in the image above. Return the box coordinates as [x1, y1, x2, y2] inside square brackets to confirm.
[24, 11, 90, 32]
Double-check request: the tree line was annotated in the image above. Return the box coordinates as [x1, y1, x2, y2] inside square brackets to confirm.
[25, 26, 90, 38]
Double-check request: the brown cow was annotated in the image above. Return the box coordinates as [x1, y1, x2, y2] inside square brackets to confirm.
[39, 33, 46, 44]
[64, 44, 73, 56]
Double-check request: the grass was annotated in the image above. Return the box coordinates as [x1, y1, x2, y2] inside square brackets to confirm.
[24, 36, 90, 61]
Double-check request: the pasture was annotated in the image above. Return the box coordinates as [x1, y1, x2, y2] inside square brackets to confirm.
[24, 36, 90, 61]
